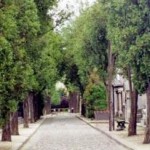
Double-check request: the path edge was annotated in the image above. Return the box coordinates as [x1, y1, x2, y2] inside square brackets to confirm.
[76, 115, 134, 150]
[17, 117, 47, 150]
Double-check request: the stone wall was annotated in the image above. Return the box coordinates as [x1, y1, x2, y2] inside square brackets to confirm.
[94, 111, 109, 120]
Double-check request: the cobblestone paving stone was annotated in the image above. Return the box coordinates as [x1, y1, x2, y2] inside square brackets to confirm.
[20, 113, 128, 150]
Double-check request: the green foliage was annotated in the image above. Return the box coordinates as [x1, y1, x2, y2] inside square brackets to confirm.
[84, 70, 107, 110]
[66, 83, 78, 93]
[83, 83, 107, 118]
[107, 0, 150, 93]
[51, 89, 61, 105]
[30, 0, 64, 92]
[83, 69, 107, 118]
[61, 2, 109, 95]
[38, 34, 63, 91]
[0, 0, 62, 127]
[34, 0, 57, 34]
[8, 100, 18, 112]
[85, 84, 107, 110]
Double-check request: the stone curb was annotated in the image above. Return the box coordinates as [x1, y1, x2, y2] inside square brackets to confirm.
[76, 115, 134, 150]
[16, 117, 47, 150]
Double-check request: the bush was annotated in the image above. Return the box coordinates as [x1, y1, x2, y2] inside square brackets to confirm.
[84, 83, 107, 118]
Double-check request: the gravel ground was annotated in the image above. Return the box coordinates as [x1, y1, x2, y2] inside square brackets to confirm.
[20, 113, 128, 150]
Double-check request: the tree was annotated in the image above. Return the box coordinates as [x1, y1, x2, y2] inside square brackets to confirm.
[107, 0, 139, 136]
[0, 0, 41, 141]
[0, 1, 22, 141]
[62, 1, 115, 130]
[14, 0, 41, 127]
[107, 0, 150, 140]
[0, 36, 14, 141]
[27, 0, 65, 122]
[0, 0, 66, 141]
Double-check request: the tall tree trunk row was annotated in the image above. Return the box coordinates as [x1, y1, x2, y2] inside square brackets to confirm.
[1, 92, 45, 141]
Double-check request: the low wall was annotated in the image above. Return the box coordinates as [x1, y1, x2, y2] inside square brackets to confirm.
[94, 111, 109, 120]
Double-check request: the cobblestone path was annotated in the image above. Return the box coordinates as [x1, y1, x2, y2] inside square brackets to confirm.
[20, 113, 128, 150]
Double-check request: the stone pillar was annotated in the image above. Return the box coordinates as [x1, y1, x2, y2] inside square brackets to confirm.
[116, 91, 120, 117]
[119, 92, 123, 116]
[114, 92, 118, 116]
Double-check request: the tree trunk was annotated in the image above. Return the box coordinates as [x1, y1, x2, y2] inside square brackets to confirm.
[44, 96, 51, 115]
[2, 112, 11, 141]
[69, 92, 79, 113]
[128, 67, 138, 136]
[10, 111, 19, 135]
[29, 92, 35, 123]
[23, 98, 29, 128]
[107, 41, 115, 131]
[37, 92, 44, 119]
[128, 89, 138, 136]
[33, 94, 38, 121]
[143, 81, 150, 144]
